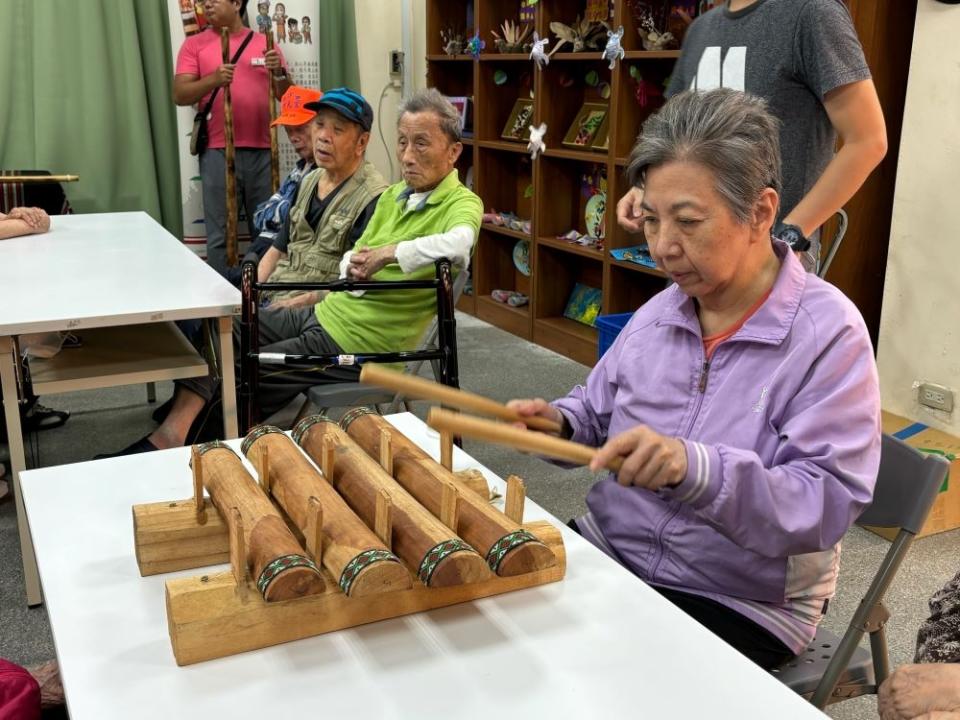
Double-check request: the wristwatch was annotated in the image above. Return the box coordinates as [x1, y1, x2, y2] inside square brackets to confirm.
[773, 222, 811, 252]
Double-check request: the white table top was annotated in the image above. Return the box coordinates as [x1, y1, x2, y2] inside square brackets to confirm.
[0, 212, 240, 335]
[21, 413, 825, 720]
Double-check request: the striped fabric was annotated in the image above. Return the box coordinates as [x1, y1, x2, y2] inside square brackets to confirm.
[0, 170, 73, 215]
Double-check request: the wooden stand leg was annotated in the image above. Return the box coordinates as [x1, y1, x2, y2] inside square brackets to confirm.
[228, 508, 249, 602]
[374, 489, 393, 549]
[217, 316, 238, 439]
[321, 436, 335, 480]
[304, 496, 323, 563]
[505, 475, 526, 524]
[258, 443, 271, 495]
[440, 482, 459, 532]
[0, 336, 42, 606]
[440, 430, 453, 471]
[379, 428, 393, 475]
[192, 446, 207, 526]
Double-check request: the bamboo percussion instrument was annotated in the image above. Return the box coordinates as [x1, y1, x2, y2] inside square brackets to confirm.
[359, 364, 563, 435]
[221, 27, 238, 267]
[264, 29, 280, 193]
[0, 175, 78, 184]
[242, 426, 412, 597]
[293, 416, 491, 588]
[342, 408, 557, 576]
[193, 441, 324, 601]
[427, 408, 624, 473]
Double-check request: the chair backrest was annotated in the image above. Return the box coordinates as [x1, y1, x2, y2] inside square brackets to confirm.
[858, 433, 949, 533]
[403, 268, 469, 378]
[817, 208, 848, 280]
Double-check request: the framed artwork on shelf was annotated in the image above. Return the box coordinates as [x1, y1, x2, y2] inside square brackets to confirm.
[590, 114, 610, 152]
[446, 96, 473, 137]
[562, 102, 608, 149]
[501, 98, 535, 142]
[563, 283, 603, 327]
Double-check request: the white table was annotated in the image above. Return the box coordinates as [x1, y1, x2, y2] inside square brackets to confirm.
[20, 413, 825, 719]
[0, 211, 240, 605]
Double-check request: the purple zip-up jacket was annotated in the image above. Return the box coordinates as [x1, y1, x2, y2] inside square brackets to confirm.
[553, 242, 881, 653]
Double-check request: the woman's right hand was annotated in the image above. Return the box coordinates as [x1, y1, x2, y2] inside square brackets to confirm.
[615, 187, 645, 234]
[878, 664, 960, 720]
[505, 398, 566, 437]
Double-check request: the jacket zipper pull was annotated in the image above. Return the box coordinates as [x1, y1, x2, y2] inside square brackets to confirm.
[698, 361, 710, 393]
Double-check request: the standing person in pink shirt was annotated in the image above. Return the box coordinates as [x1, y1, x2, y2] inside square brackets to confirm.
[173, 0, 292, 277]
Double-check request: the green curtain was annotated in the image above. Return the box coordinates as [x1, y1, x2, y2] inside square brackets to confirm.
[317, 0, 360, 91]
[0, 0, 182, 236]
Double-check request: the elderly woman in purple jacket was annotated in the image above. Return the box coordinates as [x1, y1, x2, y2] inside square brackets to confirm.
[510, 88, 881, 669]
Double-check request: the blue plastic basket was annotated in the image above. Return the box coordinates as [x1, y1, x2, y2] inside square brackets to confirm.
[595, 312, 634, 359]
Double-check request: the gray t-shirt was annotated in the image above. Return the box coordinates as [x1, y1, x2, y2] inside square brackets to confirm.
[667, 0, 871, 220]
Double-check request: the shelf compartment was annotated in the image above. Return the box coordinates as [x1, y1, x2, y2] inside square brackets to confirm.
[473, 228, 533, 337]
[426, 0, 475, 55]
[476, 60, 536, 143]
[533, 243, 602, 364]
[606, 264, 666, 316]
[538, 58, 611, 156]
[536, 155, 607, 241]
[537, 235, 603, 261]
[615, 3, 689, 54]
[614, 60, 671, 159]
[476, 147, 534, 223]
[427, 59, 475, 100]
[534, 317, 598, 366]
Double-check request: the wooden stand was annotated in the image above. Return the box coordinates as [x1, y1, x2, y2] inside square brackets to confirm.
[133, 424, 567, 666]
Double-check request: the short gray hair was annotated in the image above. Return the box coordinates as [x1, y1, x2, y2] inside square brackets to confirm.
[626, 89, 782, 223]
[398, 88, 462, 143]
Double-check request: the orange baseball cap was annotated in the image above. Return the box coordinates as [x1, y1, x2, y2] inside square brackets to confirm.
[271, 86, 323, 127]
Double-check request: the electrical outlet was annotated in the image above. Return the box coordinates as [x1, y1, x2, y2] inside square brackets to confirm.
[919, 382, 955, 412]
[389, 50, 404, 77]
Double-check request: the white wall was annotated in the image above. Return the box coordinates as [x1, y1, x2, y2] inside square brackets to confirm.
[876, 0, 960, 433]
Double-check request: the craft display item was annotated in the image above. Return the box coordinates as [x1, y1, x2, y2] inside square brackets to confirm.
[241, 426, 412, 597]
[441, 27, 465, 55]
[491, 289, 529, 307]
[626, 0, 678, 50]
[502, 98, 535, 142]
[527, 121, 547, 159]
[562, 102, 608, 149]
[520, 0, 537, 24]
[466, 31, 485, 58]
[341, 409, 557, 577]
[445, 96, 472, 136]
[610, 244, 657, 269]
[491, 19, 532, 53]
[191, 440, 325, 602]
[549, 16, 609, 56]
[293, 415, 490, 588]
[530, 31, 550, 69]
[564, 283, 603, 327]
[602, 26, 625, 69]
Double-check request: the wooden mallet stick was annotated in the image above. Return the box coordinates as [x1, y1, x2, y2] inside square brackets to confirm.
[221, 27, 238, 268]
[427, 408, 623, 473]
[360, 364, 563, 435]
[265, 29, 280, 193]
[0, 175, 78, 184]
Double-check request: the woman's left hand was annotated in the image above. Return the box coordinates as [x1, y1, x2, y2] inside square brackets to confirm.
[590, 425, 687, 491]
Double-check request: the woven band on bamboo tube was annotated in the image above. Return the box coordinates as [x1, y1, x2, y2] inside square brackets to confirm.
[340, 408, 556, 577]
[192, 440, 324, 601]
[293, 415, 490, 587]
[241, 425, 411, 597]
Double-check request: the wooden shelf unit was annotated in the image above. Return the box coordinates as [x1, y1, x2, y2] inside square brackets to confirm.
[426, 0, 681, 363]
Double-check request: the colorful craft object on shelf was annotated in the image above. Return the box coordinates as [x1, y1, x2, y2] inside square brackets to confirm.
[563, 283, 603, 327]
[602, 26, 625, 69]
[527, 122, 547, 160]
[610, 244, 657, 269]
[530, 31, 550, 69]
[483, 210, 532, 235]
[512, 240, 531, 276]
[441, 27, 466, 56]
[628, 66, 664, 108]
[585, 192, 606, 239]
[556, 229, 602, 251]
[466, 31, 485, 58]
[491, 289, 529, 307]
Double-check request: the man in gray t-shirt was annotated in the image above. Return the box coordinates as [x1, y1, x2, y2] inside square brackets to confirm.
[617, 0, 887, 272]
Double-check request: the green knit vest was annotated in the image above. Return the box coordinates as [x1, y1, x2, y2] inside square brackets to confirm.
[264, 160, 387, 302]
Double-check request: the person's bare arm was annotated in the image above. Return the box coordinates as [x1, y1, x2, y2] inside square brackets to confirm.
[0, 207, 49, 239]
[257, 246, 284, 283]
[172, 66, 233, 106]
[783, 79, 887, 237]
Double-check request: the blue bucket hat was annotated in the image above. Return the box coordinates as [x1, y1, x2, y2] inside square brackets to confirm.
[304, 87, 373, 132]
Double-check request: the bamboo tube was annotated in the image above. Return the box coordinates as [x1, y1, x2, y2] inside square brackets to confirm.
[193, 441, 324, 601]
[427, 408, 624, 473]
[264, 30, 280, 193]
[241, 426, 411, 597]
[0, 175, 79, 184]
[359, 364, 563, 435]
[342, 409, 556, 577]
[293, 417, 490, 588]
[221, 27, 238, 268]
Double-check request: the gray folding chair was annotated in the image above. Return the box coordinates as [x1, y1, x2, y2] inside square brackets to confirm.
[817, 208, 848, 280]
[771, 433, 949, 709]
[302, 269, 470, 417]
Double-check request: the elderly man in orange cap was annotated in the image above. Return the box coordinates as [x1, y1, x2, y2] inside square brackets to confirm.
[226, 84, 322, 286]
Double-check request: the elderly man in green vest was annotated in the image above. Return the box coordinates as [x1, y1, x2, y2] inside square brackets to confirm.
[260, 87, 388, 308]
[99, 88, 482, 456]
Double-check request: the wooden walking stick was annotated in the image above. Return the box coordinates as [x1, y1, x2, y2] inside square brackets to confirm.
[221, 27, 239, 268]
[265, 29, 280, 193]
